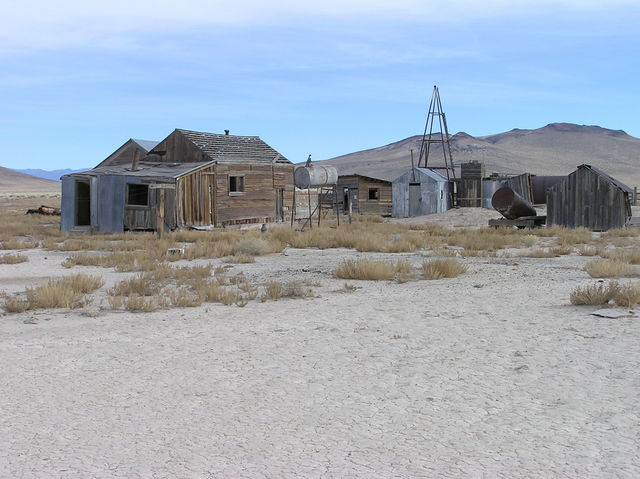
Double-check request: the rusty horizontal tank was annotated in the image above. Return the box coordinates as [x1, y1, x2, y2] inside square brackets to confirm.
[491, 186, 536, 220]
[294, 165, 338, 188]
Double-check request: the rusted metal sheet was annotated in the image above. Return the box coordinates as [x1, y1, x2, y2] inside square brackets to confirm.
[491, 186, 536, 220]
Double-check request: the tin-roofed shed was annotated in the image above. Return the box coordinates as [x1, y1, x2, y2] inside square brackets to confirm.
[546, 164, 632, 231]
[336, 174, 392, 215]
[61, 129, 294, 232]
[392, 168, 451, 217]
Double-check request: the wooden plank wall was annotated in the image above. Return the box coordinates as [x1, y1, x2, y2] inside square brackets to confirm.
[176, 163, 295, 227]
[356, 177, 392, 215]
[547, 168, 630, 230]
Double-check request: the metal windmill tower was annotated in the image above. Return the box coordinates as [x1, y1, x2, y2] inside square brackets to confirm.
[417, 85, 456, 180]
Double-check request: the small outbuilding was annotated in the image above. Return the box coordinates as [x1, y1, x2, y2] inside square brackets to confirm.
[336, 174, 392, 216]
[546, 164, 632, 231]
[61, 129, 294, 232]
[392, 168, 451, 217]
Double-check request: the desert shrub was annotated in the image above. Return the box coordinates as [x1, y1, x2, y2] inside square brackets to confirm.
[599, 248, 640, 265]
[576, 246, 598, 256]
[584, 259, 635, 278]
[61, 273, 104, 294]
[120, 295, 164, 312]
[3, 296, 30, 313]
[233, 237, 280, 256]
[110, 275, 158, 296]
[194, 282, 240, 305]
[25, 282, 83, 309]
[612, 282, 640, 307]
[166, 288, 205, 308]
[550, 246, 573, 256]
[422, 259, 467, 280]
[446, 228, 515, 251]
[521, 234, 539, 247]
[0, 253, 28, 264]
[602, 228, 639, 238]
[62, 253, 107, 268]
[333, 259, 396, 280]
[0, 239, 39, 250]
[556, 227, 593, 246]
[264, 281, 284, 300]
[569, 282, 619, 305]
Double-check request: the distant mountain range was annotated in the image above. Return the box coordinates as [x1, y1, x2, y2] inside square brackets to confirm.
[318, 123, 640, 187]
[0, 167, 60, 195]
[15, 168, 88, 181]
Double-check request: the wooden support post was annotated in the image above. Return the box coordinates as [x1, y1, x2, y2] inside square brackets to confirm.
[157, 189, 165, 239]
[634, 187, 638, 206]
[307, 189, 312, 229]
[348, 191, 352, 225]
[291, 187, 296, 228]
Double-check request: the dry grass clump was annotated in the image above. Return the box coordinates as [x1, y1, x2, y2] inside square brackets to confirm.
[422, 259, 467, 280]
[602, 228, 639, 238]
[445, 228, 517, 251]
[262, 280, 315, 300]
[7, 274, 104, 311]
[521, 248, 557, 258]
[584, 259, 636, 278]
[521, 234, 539, 247]
[612, 282, 640, 307]
[555, 227, 594, 246]
[333, 259, 396, 280]
[0, 239, 39, 250]
[570, 282, 619, 305]
[192, 281, 242, 305]
[233, 237, 280, 256]
[0, 253, 28, 264]
[166, 288, 205, 308]
[599, 248, 640, 265]
[576, 246, 598, 256]
[109, 295, 165, 312]
[109, 275, 158, 296]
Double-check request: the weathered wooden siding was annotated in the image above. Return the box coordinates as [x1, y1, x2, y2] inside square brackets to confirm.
[458, 161, 485, 207]
[355, 177, 392, 215]
[149, 131, 206, 164]
[176, 165, 216, 226]
[547, 167, 631, 231]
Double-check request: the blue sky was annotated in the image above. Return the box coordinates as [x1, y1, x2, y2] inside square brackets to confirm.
[1, 0, 639, 170]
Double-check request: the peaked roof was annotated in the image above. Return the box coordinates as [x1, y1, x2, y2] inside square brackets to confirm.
[132, 139, 160, 151]
[579, 164, 633, 194]
[392, 167, 448, 183]
[171, 129, 291, 165]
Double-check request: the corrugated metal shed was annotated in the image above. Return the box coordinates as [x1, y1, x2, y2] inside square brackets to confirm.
[547, 164, 632, 231]
[392, 168, 450, 217]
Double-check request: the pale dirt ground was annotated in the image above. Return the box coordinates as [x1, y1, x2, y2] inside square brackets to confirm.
[1, 208, 639, 478]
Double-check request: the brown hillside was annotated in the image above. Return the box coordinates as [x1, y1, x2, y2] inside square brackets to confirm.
[0, 166, 60, 195]
[318, 123, 640, 187]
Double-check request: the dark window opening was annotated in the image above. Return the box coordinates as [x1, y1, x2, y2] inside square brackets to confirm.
[229, 175, 245, 194]
[76, 180, 91, 226]
[368, 188, 379, 201]
[127, 184, 149, 206]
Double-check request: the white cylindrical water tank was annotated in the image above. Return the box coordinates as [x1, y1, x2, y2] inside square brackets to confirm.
[294, 165, 338, 188]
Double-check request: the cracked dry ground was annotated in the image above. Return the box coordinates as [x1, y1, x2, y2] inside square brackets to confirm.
[1, 247, 639, 478]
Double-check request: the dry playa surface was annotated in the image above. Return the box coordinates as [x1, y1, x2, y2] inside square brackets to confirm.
[1, 211, 639, 477]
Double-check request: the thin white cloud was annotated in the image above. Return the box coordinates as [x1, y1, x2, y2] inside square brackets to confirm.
[1, 0, 637, 53]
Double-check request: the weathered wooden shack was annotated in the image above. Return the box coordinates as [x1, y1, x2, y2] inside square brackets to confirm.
[392, 168, 451, 217]
[61, 129, 294, 232]
[335, 174, 392, 216]
[547, 165, 632, 231]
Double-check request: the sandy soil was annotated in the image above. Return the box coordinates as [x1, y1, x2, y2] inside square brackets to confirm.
[1, 210, 639, 478]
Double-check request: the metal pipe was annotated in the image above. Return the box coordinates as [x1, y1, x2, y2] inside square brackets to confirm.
[491, 186, 536, 220]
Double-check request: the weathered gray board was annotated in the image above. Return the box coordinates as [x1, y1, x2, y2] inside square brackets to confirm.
[547, 165, 632, 231]
[392, 168, 450, 217]
[61, 175, 176, 233]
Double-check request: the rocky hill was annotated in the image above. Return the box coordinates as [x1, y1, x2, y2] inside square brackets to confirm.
[317, 123, 640, 187]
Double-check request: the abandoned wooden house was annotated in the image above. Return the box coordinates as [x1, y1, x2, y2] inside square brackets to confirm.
[61, 129, 294, 233]
[546, 164, 632, 231]
[392, 168, 451, 217]
[336, 174, 392, 216]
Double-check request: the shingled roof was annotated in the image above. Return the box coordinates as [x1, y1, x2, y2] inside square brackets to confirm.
[174, 129, 291, 165]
